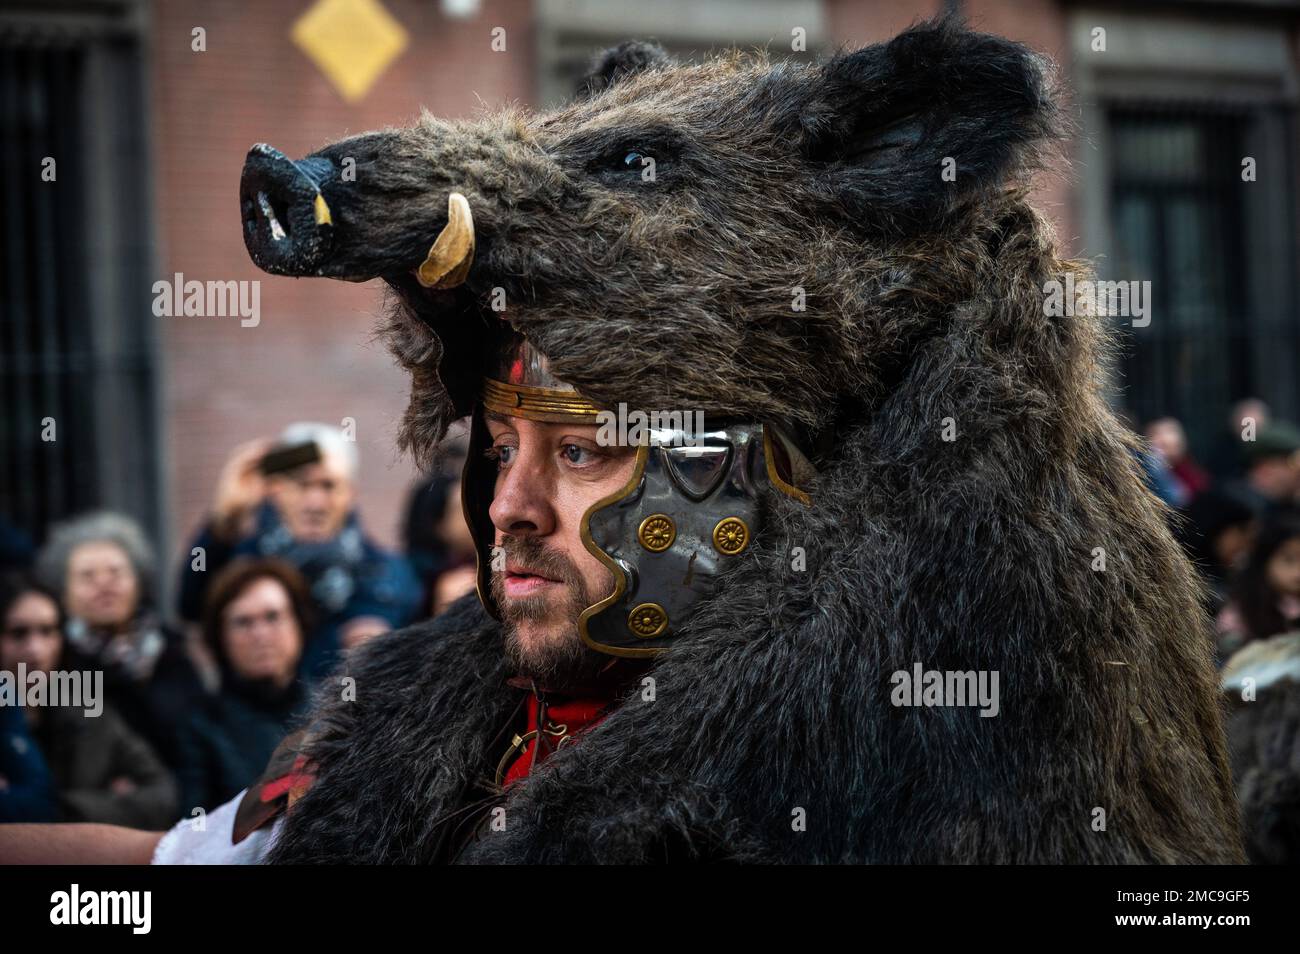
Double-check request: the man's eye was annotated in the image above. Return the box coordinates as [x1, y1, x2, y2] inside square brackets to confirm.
[562, 444, 597, 465]
[485, 445, 516, 468]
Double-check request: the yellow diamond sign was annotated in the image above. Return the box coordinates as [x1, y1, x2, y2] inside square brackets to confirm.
[291, 0, 409, 103]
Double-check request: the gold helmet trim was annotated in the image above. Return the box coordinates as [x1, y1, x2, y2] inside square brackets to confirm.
[576, 443, 654, 659]
[482, 377, 605, 423]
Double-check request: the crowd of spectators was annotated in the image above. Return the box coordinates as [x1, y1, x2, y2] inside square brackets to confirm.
[0, 422, 474, 827]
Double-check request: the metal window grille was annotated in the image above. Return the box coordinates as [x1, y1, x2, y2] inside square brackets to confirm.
[1108, 102, 1300, 453]
[0, 9, 160, 555]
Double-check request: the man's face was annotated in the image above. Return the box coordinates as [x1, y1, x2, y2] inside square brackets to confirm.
[485, 412, 637, 686]
[267, 455, 355, 542]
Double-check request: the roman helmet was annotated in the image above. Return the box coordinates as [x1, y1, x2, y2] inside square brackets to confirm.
[460, 331, 816, 657]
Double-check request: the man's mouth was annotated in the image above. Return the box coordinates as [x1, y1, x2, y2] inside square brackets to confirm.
[504, 563, 562, 598]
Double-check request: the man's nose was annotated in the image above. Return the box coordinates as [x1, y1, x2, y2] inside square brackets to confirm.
[302, 487, 332, 509]
[488, 456, 556, 538]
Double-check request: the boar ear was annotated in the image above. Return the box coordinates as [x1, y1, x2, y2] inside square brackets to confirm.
[803, 18, 1061, 232]
[574, 39, 674, 99]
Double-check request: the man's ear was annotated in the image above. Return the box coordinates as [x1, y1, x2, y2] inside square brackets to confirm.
[801, 17, 1061, 233]
[574, 39, 674, 99]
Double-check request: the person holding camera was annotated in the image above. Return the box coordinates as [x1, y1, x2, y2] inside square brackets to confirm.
[176, 423, 422, 683]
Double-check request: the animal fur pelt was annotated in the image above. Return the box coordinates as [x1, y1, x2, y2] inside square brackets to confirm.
[1222, 634, 1300, 863]
[258, 19, 1244, 863]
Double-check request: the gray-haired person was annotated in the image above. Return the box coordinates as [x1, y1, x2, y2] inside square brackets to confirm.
[37, 511, 207, 768]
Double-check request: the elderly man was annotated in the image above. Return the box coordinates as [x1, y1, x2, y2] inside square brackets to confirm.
[176, 422, 421, 682]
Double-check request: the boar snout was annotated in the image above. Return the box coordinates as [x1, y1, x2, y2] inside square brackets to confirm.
[240, 143, 347, 280]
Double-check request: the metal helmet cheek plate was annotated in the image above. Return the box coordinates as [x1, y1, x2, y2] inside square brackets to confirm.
[462, 333, 813, 658]
[577, 418, 812, 656]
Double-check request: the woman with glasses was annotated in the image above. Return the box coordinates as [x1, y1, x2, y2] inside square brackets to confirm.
[176, 559, 311, 814]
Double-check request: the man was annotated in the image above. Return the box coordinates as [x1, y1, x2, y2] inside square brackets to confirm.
[209, 329, 813, 860]
[177, 423, 422, 681]
[1144, 417, 1210, 505]
[1225, 421, 1300, 519]
[0, 332, 810, 862]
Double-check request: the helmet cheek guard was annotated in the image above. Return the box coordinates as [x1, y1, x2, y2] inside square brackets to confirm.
[462, 335, 813, 657]
[577, 421, 810, 656]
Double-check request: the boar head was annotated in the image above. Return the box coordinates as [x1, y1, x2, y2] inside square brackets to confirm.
[240, 18, 1062, 466]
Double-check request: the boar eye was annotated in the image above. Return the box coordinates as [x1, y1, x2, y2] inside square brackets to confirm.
[621, 150, 652, 170]
[573, 131, 682, 183]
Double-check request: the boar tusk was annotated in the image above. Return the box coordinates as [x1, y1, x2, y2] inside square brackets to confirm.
[313, 193, 332, 226]
[417, 192, 476, 289]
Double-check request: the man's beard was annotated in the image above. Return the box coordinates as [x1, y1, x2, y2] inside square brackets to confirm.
[489, 535, 613, 690]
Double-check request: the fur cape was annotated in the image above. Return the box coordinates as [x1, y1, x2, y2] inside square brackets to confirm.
[261, 21, 1244, 864]
[269, 305, 1245, 861]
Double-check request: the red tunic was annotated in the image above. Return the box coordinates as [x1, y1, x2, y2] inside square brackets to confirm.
[500, 691, 612, 786]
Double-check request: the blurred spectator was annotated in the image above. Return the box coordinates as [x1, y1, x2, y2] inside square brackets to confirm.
[1225, 421, 1300, 518]
[1176, 489, 1256, 615]
[0, 685, 58, 823]
[176, 559, 311, 813]
[0, 574, 178, 828]
[1145, 417, 1210, 503]
[403, 469, 477, 619]
[1117, 409, 1182, 508]
[1135, 443, 1185, 509]
[1217, 515, 1300, 661]
[1207, 398, 1271, 483]
[177, 423, 422, 682]
[337, 614, 394, 652]
[36, 511, 206, 768]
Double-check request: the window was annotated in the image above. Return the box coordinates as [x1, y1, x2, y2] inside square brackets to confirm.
[535, 0, 826, 107]
[1107, 104, 1300, 454]
[0, 4, 161, 552]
